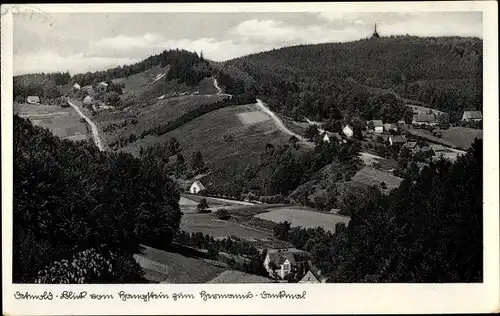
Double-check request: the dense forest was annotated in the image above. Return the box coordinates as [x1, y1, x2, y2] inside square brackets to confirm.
[13, 115, 182, 283]
[13, 72, 70, 101]
[273, 138, 483, 282]
[224, 36, 482, 123]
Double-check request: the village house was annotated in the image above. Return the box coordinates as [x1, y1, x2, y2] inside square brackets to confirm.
[263, 248, 309, 280]
[83, 95, 93, 106]
[384, 123, 398, 133]
[97, 81, 109, 92]
[298, 261, 328, 283]
[189, 180, 206, 194]
[412, 113, 438, 126]
[429, 144, 447, 156]
[369, 120, 384, 134]
[403, 141, 418, 151]
[26, 96, 40, 104]
[389, 135, 407, 146]
[320, 131, 342, 143]
[342, 125, 354, 138]
[461, 111, 482, 122]
[73, 83, 81, 90]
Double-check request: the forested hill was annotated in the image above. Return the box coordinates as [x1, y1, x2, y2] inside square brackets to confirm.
[222, 36, 482, 122]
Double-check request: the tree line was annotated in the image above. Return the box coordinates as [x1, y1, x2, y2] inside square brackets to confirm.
[225, 36, 482, 124]
[273, 138, 483, 282]
[13, 115, 182, 283]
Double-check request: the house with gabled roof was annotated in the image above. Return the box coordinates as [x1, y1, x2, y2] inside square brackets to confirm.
[263, 248, 309, 280]
[461, 111, 482, 122]
[27, 96, 40, 104]
[369, 120, 384, 134]
[189, 180, 206, 194]
[298, 261, 328, 283]
[389, 135, 407, 146]
[412, 113, 438, 126]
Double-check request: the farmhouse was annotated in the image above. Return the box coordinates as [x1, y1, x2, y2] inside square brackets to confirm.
[384, 123, 398, 132]
[389, 135, 407, 146]
[429, 144, 447, 156]
[73, 83, 81, 90]
[342, 125, 354, 138]
[263, 248, 309, 280]
[27, 96, 40, 104]
[412, 113, 438, 126]
[403, 141, 418, 150]
[461, 111, 482, 122]
[83, 95, 93, 105]
[370, 120, 384, 134]
[97, 81, 109, 92]
[321, 131, 342, 143]
[351, 166, 404, 194]
[298, 261, 328, 284]
[189, 180, 206, 194]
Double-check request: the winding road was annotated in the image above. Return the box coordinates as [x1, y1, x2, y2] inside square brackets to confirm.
[212, 77, 232, 98]
[67, 100, 105, 151]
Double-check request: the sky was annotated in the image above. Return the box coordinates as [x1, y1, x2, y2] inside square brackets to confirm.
[13, 11, 482, 75]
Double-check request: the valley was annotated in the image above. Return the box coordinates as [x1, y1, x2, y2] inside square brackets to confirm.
[13, 34, 484, 285]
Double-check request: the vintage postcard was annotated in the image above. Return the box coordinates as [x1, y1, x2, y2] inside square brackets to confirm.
[1, 2, 498, 315]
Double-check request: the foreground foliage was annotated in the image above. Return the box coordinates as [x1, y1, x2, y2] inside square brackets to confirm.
[13, 116, 181, 283]
[274, 139, 483, 282]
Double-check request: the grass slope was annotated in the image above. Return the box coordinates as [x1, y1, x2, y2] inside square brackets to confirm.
[120, 102, 291, 174]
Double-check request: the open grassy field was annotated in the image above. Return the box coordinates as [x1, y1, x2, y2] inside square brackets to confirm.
[14, 103, 89, 142]
[180, 213, 273, 241]
[134, 245, 225, 283]
[254, 207, 350, 234]
[120, 103, 291, 174]
[440, 127, 482, 150]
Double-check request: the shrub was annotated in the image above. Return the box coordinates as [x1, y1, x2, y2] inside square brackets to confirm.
[214, 209, 230, 220]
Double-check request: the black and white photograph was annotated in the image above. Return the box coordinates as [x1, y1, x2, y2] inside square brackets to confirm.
[2, 2, 499, 315]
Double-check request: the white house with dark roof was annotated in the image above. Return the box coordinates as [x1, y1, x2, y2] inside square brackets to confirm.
[370, 120, 384, 133]
[27, 96, 40, 104]
[73, 83, 81, 90]
[263, 248, 309, 280]
[189, 180, 206, 194]
[461, 111, 482, 122]
[342, 125, 354, 138]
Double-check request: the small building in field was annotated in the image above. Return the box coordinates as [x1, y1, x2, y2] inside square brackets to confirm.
[83, 95, 93, 105]
[189, 180, 206, 194]
[342, 125, 354, 138]
[389, 135, 407, 146]
[73, 83, 81, 90]
[322, 133, 331, 143]
[298, 261, 328, 284]
[27, 96, 40, 104]
[412, 113, 438, 126]
[461, 111, 482, 122]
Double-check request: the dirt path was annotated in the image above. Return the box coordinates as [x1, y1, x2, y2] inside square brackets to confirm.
[255, 99, 312, 146]
[212, 77, 233, 98]
[67, 100, 105, 151]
